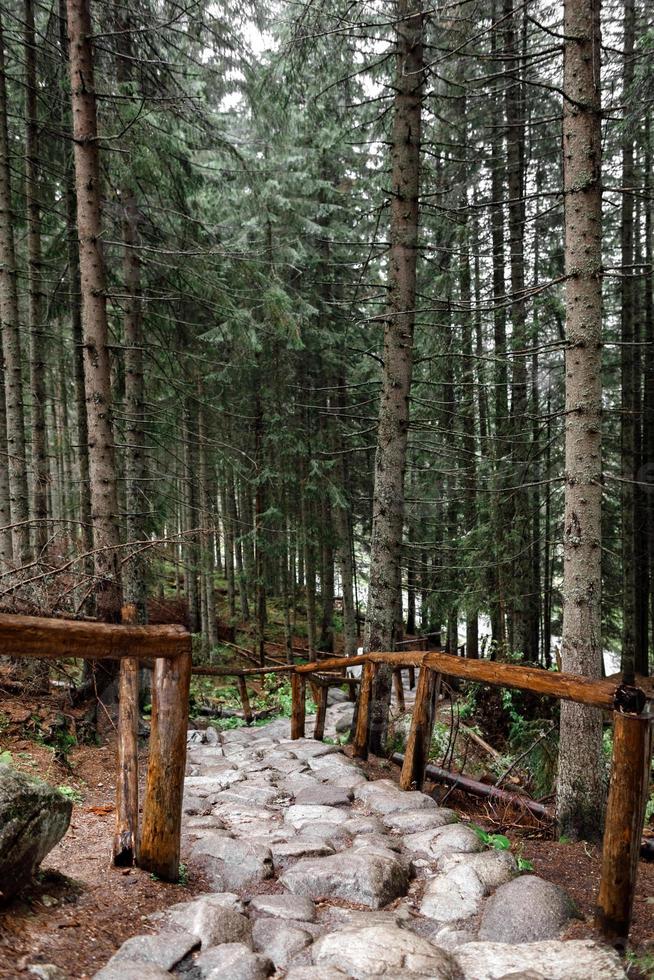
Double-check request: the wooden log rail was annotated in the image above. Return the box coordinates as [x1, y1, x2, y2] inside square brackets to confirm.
[0, 611, 191, 884]
[290, 647, 652, 945]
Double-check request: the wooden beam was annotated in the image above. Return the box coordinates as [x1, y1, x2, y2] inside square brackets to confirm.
[290, 672, 306, 739]
[237, 675, 253, 725]
[352, 661, 376, 760]
[400, 668, 440, 791]
[138, 650, 191, 882]
[596, 713, 653, 943]
[393, 668, 405, 711]
[191, 663, 293, 678]
[313, 684, 328, 741]
[298, 650, 644, 710]
[0, 612, 190, 660]
[417, 650, 642, 711]
[112, 605, 140, 867]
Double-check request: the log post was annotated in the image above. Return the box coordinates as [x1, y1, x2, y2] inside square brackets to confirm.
[596, 711, 653, 944]
[237, 675, 253, 725]
[138, 650, 191, 882]
[291, 671, 306, 739]
[400, 667, 441, 791]
[314, 683, 328, 741]
[352, 661, 376, 760]
[408, 666, 415, 690]
[113, 604, 140, 867]
[393, 668, 405, 711]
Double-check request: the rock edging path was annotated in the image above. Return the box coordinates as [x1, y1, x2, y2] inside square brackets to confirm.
[95, 696, 626, 980]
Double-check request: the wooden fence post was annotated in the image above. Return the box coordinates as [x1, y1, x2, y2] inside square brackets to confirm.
[400, 667, 441, 791]
[237, 675, 253, 725]
[313, 683, 328, 741]
[291, 671, 306, 739]
[393, 668, 405, 711]
[138, 650, 191, 881]
[596, 711, 653, 944]
[352, 661, 376, 760]
[113, 604, 140, 867]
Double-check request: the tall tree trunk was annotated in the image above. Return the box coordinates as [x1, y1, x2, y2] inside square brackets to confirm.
[557, 0, 606, 841]
[59, 0, 92, 568]
[0, 370, 12, 565]
[25, 0, 48, 557]
[489, 0, 508, 653]
[198, 393, 218, 650]
[116, 13, 147, 624]
[619, 0, 636, 682]
[364, 0, 423, 753]
[644, 119, 654, 677]
[504, 0, 534, 660]
[0, 12, 30, 567]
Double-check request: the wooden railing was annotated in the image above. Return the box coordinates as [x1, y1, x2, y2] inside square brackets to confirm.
[1, 613, 651, 945]
[291, 648, 652, 946]
[0, 610, 191, 882]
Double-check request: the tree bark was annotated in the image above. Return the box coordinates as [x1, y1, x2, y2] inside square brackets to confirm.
[66, 0, 122, 629]
[557, 0, 606, 841]
[364, 0, 423, 754]
[0, 11, 30, 566]
[24, 0, 48, 557]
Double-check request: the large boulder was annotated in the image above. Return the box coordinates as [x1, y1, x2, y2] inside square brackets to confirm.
[281, 848, 410, 909]
[312, 924, 460, 979]
[479, 875, 577, 943]
[454, 940, 627, 980]
[0, 764, 72, 899]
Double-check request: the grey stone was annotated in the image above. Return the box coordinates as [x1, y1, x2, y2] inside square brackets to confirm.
[479, 876, 577, 943]
[250, 893, 317, 923]
[184, 772, 245, 795]
[185, 815, 226, 831]
[211, 802, 279, 829]
[271, 838, 336, 864]
[286, 969, 348, 980]
[192, 834, 273, 889]
[354, 778, 438, 816]
[28, 967, 68, 980]
[335, 710, 355, 733]
[212, 784, 280, 807]
[403, 823, 485, 860]
[167, 894, 251, 948]
[281, 848, 410, 909]
[329, 772, 368, 793]
[182, 796, 213, 817]
[285, 804, 350, 831]
[0, 764, 72, 899]
[420, 864, 486, 923]
[285, 739, 341, 760]
[94, 964, 173, 980]
[312, 924, 460, 978]
[438, 850, 518, 891]
[251, 917, 313, 969]
[327, 688, 349, 705]
[454, 940, 627, 980]
[382, 808, 458, 834]
[194, 943, 274, 980]
[294, 785, 352, 807]
[351, 834, 401, 853]
[342, 816, 385, 836]
[204, 727, 220, 745]
[433, 925, 478, 951]
[105, 931, 198, 971]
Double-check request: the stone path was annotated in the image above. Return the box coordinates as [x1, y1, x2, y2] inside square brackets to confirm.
[95, 694, 627, 979]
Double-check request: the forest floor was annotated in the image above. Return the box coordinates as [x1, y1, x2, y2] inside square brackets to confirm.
[0, 609, 653, 978]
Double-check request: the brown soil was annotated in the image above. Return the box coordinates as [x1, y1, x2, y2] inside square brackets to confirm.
[0, 692, 206, 980]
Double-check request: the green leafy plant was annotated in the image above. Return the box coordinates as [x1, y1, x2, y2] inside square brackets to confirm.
[57, 785, 83, 804]
[0, 749, 12, 766]
[470, 824, 511, 850]
[517, 855, 534, 872]
[178, 863, 189, 885]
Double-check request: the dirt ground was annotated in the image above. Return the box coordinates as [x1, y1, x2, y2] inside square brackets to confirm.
[0, 714, 207, 980]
